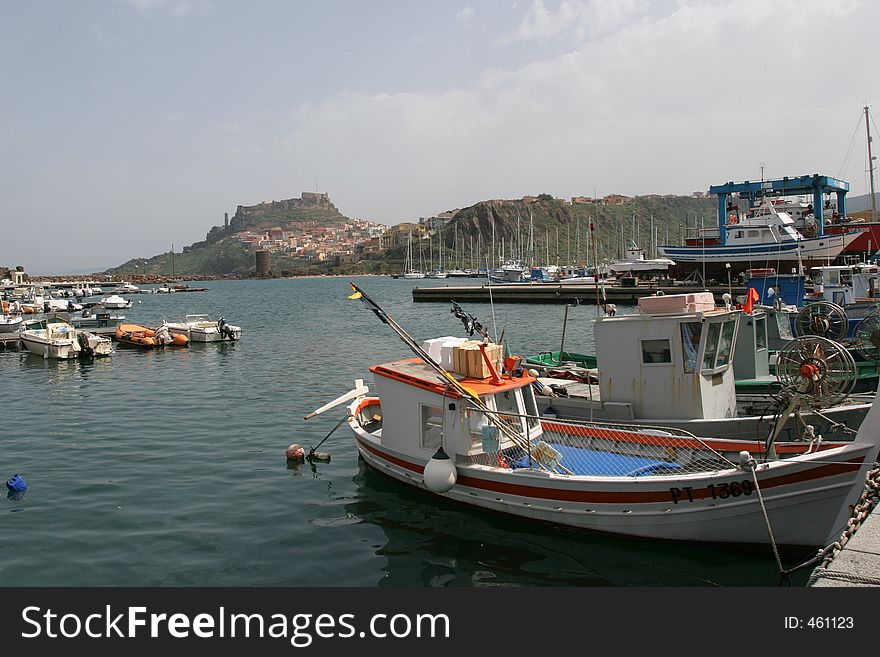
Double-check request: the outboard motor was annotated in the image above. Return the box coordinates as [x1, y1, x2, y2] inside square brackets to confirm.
[77, 332, 94, 358]
[155, 326, 173, 345]
[217, 317, 236, 340]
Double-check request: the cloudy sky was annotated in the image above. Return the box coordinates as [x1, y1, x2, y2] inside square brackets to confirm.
[2, 0, 878, 274]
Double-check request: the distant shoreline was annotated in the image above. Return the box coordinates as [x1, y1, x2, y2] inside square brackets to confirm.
[24, 272, 394, 284]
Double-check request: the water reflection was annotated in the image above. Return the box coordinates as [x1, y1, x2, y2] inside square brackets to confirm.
[346, 458, 809, 587]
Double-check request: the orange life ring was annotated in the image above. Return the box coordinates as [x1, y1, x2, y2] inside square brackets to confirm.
[728, 213, 738, 224]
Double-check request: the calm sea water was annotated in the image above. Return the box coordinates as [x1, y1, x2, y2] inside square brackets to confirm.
[0, 277, 811, 586]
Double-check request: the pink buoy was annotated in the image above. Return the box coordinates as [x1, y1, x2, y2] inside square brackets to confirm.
[286, 443, 305, 460]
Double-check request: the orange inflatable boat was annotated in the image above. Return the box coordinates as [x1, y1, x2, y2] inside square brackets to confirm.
[115, 323, 189, 348]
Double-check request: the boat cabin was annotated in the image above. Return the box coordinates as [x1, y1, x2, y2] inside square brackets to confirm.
[808, 264, 880, 305]
[593, 292, 740, 420]
[368, 357, 541, 461]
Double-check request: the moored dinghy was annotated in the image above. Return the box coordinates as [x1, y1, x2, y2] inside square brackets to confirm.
[163, 314, 241, 342]
[340, 283, 880, 547]
[115, 323, 189, 348]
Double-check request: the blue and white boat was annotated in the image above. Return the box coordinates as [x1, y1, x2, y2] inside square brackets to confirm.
[658, 199, 859, 274]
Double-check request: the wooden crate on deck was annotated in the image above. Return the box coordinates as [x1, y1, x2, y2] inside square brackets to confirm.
[464, 342, 504, 379]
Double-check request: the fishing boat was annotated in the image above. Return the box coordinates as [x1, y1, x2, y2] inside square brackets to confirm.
[336, 284, 880, 547]
[522, 293, 871, 441]
[162, 315, 241, 342]
[20, 317, 112, 358]
[115, 323, 189, 348]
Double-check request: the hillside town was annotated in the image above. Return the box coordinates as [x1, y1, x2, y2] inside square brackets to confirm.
[226, 191, 709, 265]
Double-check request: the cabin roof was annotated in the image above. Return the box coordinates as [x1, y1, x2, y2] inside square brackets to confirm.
[370, 358, 534, 398]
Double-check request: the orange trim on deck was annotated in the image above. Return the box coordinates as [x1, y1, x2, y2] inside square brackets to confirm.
[370, 358, 535, 398]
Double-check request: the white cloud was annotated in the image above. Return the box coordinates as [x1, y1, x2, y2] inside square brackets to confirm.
[498, 0, 650, 44]
[456, 6, 475, 25]
[112, 0, 209, 17]
[273, 0, 872, 223]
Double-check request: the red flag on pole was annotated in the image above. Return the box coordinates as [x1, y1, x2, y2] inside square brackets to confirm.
[743, 287, 760, 314]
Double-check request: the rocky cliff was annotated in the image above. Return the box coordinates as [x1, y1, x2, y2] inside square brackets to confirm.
[444, 195, 716, 263]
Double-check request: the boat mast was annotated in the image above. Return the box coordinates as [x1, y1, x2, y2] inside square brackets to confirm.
[866, 105, 877, 221]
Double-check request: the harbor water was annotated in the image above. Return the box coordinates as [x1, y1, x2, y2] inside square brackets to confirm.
[0, 277, 813, 586]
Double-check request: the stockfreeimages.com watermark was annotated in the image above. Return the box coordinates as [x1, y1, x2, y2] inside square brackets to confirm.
[21, 606, 450, 646]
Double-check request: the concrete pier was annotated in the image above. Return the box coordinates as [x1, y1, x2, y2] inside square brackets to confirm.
[810, 505, 880, 587]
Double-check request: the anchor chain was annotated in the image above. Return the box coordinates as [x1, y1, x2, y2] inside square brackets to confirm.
[805, 461, 880, 586]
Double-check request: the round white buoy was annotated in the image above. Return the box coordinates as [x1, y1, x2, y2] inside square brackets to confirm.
[286, 443, 305, 460]
[423, 448, 457, 493]
[527, 368, 540, 378]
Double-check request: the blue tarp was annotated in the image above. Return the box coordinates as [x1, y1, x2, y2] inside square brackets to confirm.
[508, 443, 681, 477]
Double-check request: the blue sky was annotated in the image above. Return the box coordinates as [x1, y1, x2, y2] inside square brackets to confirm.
[2, 0, 878, 273]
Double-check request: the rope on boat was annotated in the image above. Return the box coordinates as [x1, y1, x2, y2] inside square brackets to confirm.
[491, 408, 738, 469]
[745, 456, 788, 585]
[805, 460, 880, 587]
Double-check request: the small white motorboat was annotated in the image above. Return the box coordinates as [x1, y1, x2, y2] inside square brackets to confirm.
[20, 318, 112, 359]
[0, 313, 23, 336]
[338, 283, 880, 547]
[164, 314, 241, 342]
[100, 294, 133, 309]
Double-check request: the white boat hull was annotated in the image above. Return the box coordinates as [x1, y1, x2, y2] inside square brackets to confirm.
[352, 425, 871, 546]
[166, 324, 242, 342]
[20, 333, 79, 359]
[659, 231, 859, 263]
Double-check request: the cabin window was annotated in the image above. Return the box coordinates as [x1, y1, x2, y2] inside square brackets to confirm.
[755, 316, 767, 351]
[420, 404, 443, 451]
[641, 339, 672, 365]
[734, 231, 743, 239]
[680, 322, 702, 373]
[748, 230, 760, 238]
[701, 323, 721, 370]
[494, 389, 525, 435]
[522, 387, 540, 429]
[714, 319, 737, 367]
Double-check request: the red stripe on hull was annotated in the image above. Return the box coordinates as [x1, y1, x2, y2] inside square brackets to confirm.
[354, 435, 864, 504]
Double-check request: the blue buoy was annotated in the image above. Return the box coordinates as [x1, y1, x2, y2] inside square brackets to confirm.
[6, 474, 27, 493]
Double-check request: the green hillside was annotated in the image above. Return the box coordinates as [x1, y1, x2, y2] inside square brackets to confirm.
[443, 195, 717, 267]
[106, 240, 254, 277]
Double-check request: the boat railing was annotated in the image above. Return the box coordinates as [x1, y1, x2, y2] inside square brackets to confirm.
[463, 407, 737, 477]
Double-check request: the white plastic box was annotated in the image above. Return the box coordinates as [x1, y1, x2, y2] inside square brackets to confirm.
[422, 337, 463, 366]
[439, 337, 467, 370]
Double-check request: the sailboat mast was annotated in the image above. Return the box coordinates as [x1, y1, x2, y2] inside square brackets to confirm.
[866, 105, 877, 221]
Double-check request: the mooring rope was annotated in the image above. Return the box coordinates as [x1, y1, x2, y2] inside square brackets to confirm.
[746, 456, 788, 584]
